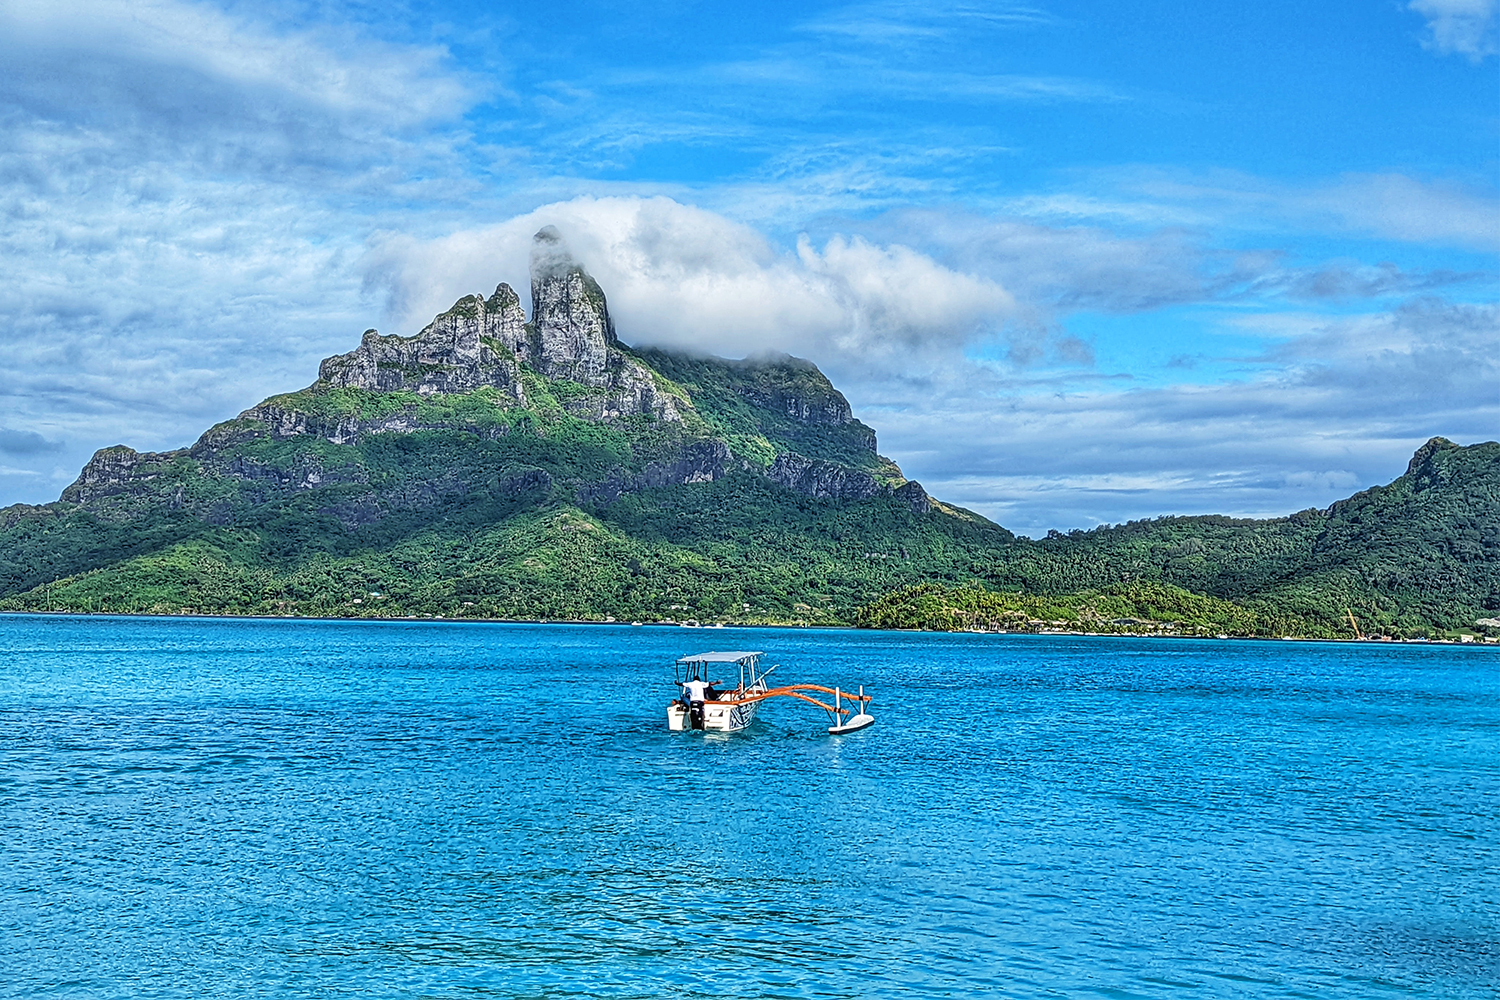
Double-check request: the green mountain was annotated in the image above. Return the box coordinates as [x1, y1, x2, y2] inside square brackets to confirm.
[0, 229, 1009, 625]
[1, 227, 1495, 638]
[859, 436, 1500, 638]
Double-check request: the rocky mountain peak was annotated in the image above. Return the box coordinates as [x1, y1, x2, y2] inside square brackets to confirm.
[1406, 436, 1457, 476]
[314, 226, 677, 424]
[529, 227, 617, 385]
[318, 283, 528, 400]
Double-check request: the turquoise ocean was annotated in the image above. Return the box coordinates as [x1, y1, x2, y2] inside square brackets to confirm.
[3, 614, 1496, 998]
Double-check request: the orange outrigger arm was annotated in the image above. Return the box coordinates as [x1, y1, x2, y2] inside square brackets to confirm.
[719, 684, 872, 716]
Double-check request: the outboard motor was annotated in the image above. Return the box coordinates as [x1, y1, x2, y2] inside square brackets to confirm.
[689, 700, 705, 730]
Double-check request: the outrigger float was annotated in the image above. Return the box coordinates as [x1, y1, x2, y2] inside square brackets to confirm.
[667, 650, 875, 735]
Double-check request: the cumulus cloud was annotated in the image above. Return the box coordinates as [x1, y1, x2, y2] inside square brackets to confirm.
[365, 196, 1018, 373]
[364, 196, 1496, 535]
[0, 2, 1489, 536]
[375, 192, 1478, 390]
[1410, 0, 1499, 59]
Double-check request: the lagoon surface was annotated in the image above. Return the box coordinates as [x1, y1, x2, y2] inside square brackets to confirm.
[2, 615, 1497, 998]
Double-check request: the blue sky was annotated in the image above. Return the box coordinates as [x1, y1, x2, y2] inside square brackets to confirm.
[0, 0, 1495, 534]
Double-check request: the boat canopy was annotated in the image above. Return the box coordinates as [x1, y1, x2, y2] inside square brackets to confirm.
[676, 651, 763, 665]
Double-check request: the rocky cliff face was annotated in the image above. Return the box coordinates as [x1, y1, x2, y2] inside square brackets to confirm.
[60, 446, 171, 506]
[317, 228, 678, 423]
[529, 225, 614, 384]
[319, 285, 529, 400]
[524, 228, 679, 422]
[769, 452, 930, 511]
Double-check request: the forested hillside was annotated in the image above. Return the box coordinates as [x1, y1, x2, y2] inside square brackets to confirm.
[967, 437, 1499, 637]
[0, 228, 1494, 638]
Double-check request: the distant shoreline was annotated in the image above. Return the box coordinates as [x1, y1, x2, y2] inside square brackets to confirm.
[4, 609, 1496, 647]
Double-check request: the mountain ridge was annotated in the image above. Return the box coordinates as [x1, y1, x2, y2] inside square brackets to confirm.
[1, 227, 1495, 637]
[53, 227, 922, 519]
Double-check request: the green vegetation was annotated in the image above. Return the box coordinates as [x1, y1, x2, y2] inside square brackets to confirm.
[0, 334, 1495, 642]
[636, 349, 888, 474]
[967, 438, 1500, 639]
[855, 581, 1322, 638]
[1, 468, 1015, 623]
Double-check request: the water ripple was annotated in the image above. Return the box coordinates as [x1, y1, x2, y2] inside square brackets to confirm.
[2, 616, 1497, 998]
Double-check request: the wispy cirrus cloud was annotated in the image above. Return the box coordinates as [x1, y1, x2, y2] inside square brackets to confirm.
[1410, 0, 1499, 59]
[496, 0, 1121, 188]
[1005, 169, 1500, 251]
[798, 0, 1059, 41]
[872, 299, 1500, 534]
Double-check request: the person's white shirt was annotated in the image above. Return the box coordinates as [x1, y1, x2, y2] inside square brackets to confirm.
[682, 679, 708, 702]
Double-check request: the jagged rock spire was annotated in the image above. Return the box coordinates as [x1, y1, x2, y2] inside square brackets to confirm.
[529, 226, 616, 384]
[313, 225, 678, 423]
[318, 284, 529, 400]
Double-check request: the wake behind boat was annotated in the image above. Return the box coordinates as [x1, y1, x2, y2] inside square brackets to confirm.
[667, 650, 875, 735]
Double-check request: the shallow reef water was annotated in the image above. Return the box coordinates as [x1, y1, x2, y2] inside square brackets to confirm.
[2, 614, 1496, 998]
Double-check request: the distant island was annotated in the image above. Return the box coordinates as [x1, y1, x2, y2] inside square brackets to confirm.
[2, 228, 1496, 641]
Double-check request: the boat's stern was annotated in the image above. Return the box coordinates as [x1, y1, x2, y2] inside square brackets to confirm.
[667, 698, 758, 732]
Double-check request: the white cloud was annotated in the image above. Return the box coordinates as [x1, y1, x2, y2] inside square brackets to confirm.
[506, 0, 1119, 192]
[365, 196, 1017, 370]
[829, 206, 1483, 340]
[0, 0, 480, 503]
[0, 2, 1489, 536]
[0, 0, 468, 133]
[799, 1, 1058, 42]
[365, 197, 1496, 536]
[1410, 0, 1499, 59]
[1309, 173, 1500, 248]
[865, 209, 1215, 313]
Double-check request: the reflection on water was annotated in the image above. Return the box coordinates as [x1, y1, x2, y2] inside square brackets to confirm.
[2, 615, 1497, 998]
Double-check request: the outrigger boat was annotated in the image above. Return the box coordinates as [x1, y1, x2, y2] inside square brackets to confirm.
[667, 650, 875, 735]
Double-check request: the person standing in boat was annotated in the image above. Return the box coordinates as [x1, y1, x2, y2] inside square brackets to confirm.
[680, 675, 711, 729]
[680, 676, 708, 708]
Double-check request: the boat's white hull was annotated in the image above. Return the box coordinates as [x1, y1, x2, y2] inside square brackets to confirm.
[667, 699, 760, 732]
